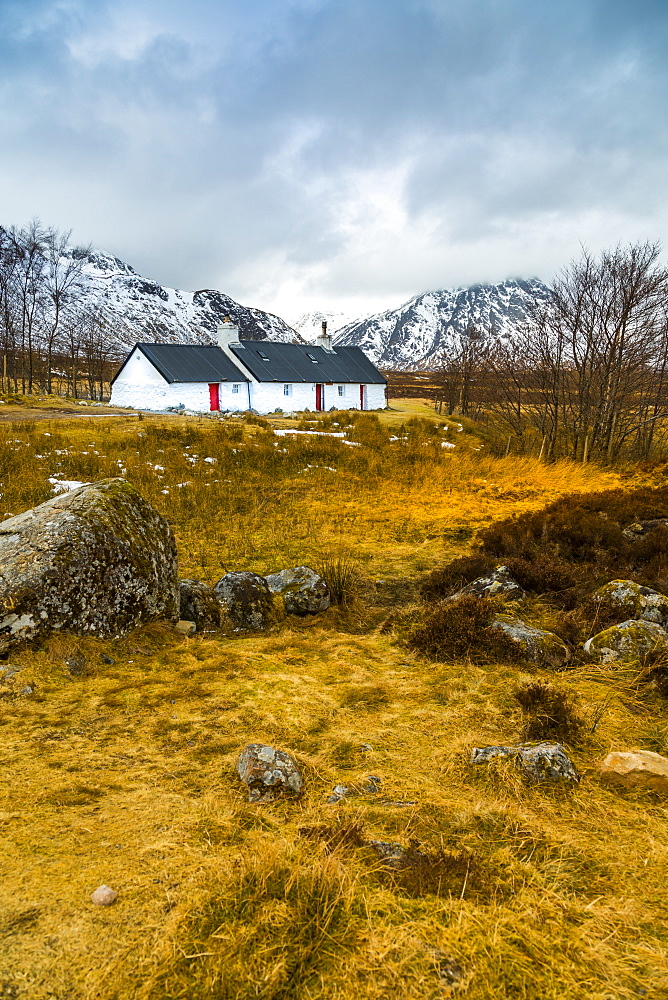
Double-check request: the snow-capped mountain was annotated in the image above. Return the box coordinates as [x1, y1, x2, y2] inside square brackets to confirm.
[291, 310, 359, 342]
[333, 279, 552, 369]
[69, 249, 300, 349]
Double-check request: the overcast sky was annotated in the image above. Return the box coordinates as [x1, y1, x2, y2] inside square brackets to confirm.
[1, 0, 667, 320]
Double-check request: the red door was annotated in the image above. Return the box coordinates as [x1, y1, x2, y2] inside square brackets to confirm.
[359, 384, 365, 410]
[315, 384, 323, 411]
[208, 383, 220, 411]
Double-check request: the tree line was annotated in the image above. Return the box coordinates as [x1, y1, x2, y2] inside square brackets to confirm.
[432, 241, 668, 463]
[0, 221, 123, 399]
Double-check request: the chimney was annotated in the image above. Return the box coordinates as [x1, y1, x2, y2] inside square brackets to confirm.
[216, 316, 240, 349]
[315, 319, 334, 352]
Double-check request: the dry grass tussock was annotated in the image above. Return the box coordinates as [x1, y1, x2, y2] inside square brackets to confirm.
[3, 404, 668, 998]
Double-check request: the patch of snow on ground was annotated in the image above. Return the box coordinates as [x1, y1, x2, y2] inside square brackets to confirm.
[274, 429, 346, 438]
[49, 478, 91, 494]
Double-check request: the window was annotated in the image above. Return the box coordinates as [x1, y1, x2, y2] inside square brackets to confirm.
[306, 352, 319, 363]
[284, 384, 291, 396]
[257, 350, 270, 361]
[232, 384, 239, 394]
[338, 385, 345, 396]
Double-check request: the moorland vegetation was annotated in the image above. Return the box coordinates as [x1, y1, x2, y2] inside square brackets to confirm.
[2, 399, 668, 999]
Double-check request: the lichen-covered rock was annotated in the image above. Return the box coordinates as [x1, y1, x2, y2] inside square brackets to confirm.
[471, 743, 579, 783]
[489, 614, 570, 668]
[265, 565, 330, 615]
[583, 619, 668, 663]
[0, 478, 178, 647]
[214, 571, 278, 631]
[456, 565, 523, 601]
[592, 579, 668, 628]
[622, 519, 668, 541]
[236, 744, 304, 802]
[599, 750, 668, 794]
[179, 579, 224, 631]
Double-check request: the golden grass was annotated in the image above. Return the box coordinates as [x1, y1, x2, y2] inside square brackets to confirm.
[3, 403, 667, 999]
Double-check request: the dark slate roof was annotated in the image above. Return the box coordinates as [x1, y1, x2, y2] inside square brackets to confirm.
[112, 343, 249, 384]
[229, 342, 387, 383]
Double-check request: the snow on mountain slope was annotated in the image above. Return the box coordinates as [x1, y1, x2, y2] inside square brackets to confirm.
[333, 278, 552, 369]
[70, 249, 300, 349]
[291, 310, 359, 342]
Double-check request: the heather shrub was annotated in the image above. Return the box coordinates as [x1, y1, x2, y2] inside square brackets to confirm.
[409, 594, 520, 662]
[513, 680, 587, 745]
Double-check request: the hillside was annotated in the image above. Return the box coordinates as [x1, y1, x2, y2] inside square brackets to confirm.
[3, 401, 668, 998]
[334, 279, 552, 368]
[68, 248, 300, 349]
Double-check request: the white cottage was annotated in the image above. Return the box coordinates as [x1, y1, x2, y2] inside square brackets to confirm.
[110, 320, 387, 414]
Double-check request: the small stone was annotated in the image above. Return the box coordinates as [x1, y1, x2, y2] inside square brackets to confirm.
[490, 615, 570, 669]
[0, 663, 22, 679]
[454, 565, 524, 602]
[90, 885, 118, 906]
[66, 654, 86, 676]
[100, 654, 114, 665]
[21, 685, 34, 696]
[471, 742, 579, 783]
[214, 572, 279, 632]
[265, 566, 330, 616]
[178, 579, 223, 631]
[174, 619, 196, 636]
[584, 619, 668, 663]
[236, 743, 304, 803]
[327, 775, 381, 803]
[622, 519, 668, 541]
[600, 750, 668, 794]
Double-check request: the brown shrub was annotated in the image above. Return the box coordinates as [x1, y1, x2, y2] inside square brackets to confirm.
[408, 594, 520, 662]
[513, 680, 587, 744]
[420, 554, 494, 600]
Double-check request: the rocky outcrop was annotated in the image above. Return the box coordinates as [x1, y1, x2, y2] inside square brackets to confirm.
[592, 580, 668, 628]
[583, 619, 668, 663]
[179, 579, 224, 631]
[599, 750, 668, 794]
[456, 565, 523, 602]
[236, 744, 304, 802]
[490, 614, 570, 668]
[265, 565, 330, 615]
[214, 571, 279, 631]
[471, 743, 580, 783]
[0, 478, 178, 647]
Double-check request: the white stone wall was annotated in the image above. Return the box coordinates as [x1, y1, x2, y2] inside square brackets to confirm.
[110, 349, 387, 413]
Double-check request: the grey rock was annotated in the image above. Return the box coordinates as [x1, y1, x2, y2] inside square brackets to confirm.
[179, 579, 224, 631]
[20, 685, 34, 696]
[367, 840, 408, 869]
[623, 519, 668, 541]
[471, 742, 580, 783]
[490, 614, 570, 668]
[326, 775, 381, 803]
[265, 565, 330, 615]
[100, 654, 114, 665]
[174, 619, 196, 636]
[214, 571, 277, 631]
[455, 564, 524, 602]
[0, 479, 178, 648]
[584, 619, 668, 663]
[65, 654, 86, 676]
[592, 579, 668, 628]
[236, 743, 304, 803]
[0, 663, 22, 679]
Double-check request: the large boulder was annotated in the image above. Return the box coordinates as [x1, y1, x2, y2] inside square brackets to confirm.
[214, 571, 278, 631]
[0, 478, 178, 647]
[179, 579, 224, 631]
[265, 565, 330, 615]
[471, 743, 579, 783]
[236, 744, 304, 802]
[592, 579, 668, 628]
[456, 565, 523, 602]
[490, 614, 570, 669]
[583, 619, 668, 663]
[599, 750, 668, 794]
